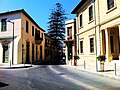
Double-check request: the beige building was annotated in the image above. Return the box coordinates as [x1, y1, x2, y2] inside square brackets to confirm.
[65, 19, 77, 65]
[0, 9, 45, 64]
[71, 0, 120, 67]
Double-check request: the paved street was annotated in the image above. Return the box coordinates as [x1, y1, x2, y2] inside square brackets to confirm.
[0, 65, 120, 90]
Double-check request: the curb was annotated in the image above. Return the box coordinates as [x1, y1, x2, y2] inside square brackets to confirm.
[0, 64, 33, 69]
[70, 65, 120, 81]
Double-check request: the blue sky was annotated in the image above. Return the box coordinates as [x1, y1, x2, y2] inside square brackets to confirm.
[0, 0, 80, 32]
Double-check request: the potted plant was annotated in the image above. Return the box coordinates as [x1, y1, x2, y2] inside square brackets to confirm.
[97, 55, 106, 72]
[73, 55, 80, 66]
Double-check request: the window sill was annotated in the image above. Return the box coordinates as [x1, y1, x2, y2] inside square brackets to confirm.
[89, 53, 95, 55]
[79, 53, 84, 55]
[88, 19, 94, 24]
[106, 6, 117, 14]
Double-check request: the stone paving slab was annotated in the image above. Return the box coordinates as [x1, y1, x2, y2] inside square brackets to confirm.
[69, 64, 120, 81]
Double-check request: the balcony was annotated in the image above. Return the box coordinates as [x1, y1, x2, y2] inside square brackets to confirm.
[66, 35, 72, 40]
[64, 39, 74, 46]
[35, 30, 43, 45]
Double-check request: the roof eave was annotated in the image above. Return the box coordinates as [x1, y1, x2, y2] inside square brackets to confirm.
[71, 0, 87, 14]
[0, 9, 45, 32]
[21, 9, 45, 32]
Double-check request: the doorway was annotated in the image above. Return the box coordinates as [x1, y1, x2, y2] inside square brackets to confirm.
[3, 44, 8, 63]
[36, 45, 38, 60]
[26, 42, 30, 63]
[32, 44, 34, 62]
[40, 46, 42, 59]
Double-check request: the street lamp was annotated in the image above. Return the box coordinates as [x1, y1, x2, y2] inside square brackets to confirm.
[7, 20, 14, 65]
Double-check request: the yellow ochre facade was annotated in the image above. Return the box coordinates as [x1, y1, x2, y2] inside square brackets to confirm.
[71, 0, 120, 65]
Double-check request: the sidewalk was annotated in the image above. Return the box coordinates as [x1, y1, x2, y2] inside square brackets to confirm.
[0, 63, 33, 69]
[69, 60, 120, 80]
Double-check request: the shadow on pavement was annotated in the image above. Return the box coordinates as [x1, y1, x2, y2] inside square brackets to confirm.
[99, 70, 114, 72]
[33, 57, 66, 65]
[1, 66, 32, 69]
[0, 82, 9, 87]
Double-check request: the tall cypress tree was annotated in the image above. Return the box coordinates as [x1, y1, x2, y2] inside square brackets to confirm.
[47, 3, 67, 46]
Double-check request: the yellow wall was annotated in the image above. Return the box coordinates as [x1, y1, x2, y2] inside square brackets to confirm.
[75, 0, 120, 63]
[17, 12, 45, 64]
[76, 0, 98, 63]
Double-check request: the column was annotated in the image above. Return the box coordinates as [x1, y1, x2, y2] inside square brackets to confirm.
[105, 29, 110, 63]
[100, 30, 103, 55]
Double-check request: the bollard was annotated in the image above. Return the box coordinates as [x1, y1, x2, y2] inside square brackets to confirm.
[84, 60, 86, 69]
[24, 61, 25, 66]
[10, 60, 11, 67]
[31, 61, 32, 67]
[114, 63, 116, 76]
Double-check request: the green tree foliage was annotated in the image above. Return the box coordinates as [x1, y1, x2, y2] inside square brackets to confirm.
[47, 3, 67, 46]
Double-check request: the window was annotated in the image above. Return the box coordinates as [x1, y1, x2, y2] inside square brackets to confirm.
[90, 38, 94, 53]
[107, 0, 114, 10]
[37, 30, 40, 36]
[35, 29, 40, 39]
[80, 14, 82, 27]
[89, 6, 93, 21]
[67, 27, 72, 39]
[26, 20, 29, 33]
[80, 41, 83, 53]
[1, 18, 7, 32]
[41, 33, 43, 38]
[32, 26, 34, 36]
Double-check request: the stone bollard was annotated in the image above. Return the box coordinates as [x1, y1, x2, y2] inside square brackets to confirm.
[10, 60, 12, 67]
[114, 63, 116, 76]
[84, 60, 86, 69]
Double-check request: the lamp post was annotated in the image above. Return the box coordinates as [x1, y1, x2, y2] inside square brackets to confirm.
[7, 20, 14, 65]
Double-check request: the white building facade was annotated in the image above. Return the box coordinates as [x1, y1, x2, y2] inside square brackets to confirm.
[65, 19, 77, 65]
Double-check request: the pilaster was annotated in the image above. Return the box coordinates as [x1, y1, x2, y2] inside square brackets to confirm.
[105, 29, 110, 63]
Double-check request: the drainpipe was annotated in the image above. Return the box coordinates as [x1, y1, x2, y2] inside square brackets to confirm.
[94, 0, 98, 72]
[76, 15, 79, 55]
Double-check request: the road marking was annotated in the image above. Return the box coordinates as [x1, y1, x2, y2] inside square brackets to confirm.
[49, 65, 100, 90]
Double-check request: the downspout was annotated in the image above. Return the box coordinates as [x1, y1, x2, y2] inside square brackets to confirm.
[97, 0, 101, 55]
[76, 14, 79, 55]
[94, 0, 98, 72]
[74, 19, 77, 55]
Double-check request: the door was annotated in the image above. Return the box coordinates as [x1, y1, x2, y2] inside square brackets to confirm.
[36, 45, 38, 60]
[3, 44, 8, 63]
[32, 44, 34, 62]
[26, 42, 30, 63]
[40, 46, 42, 59]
